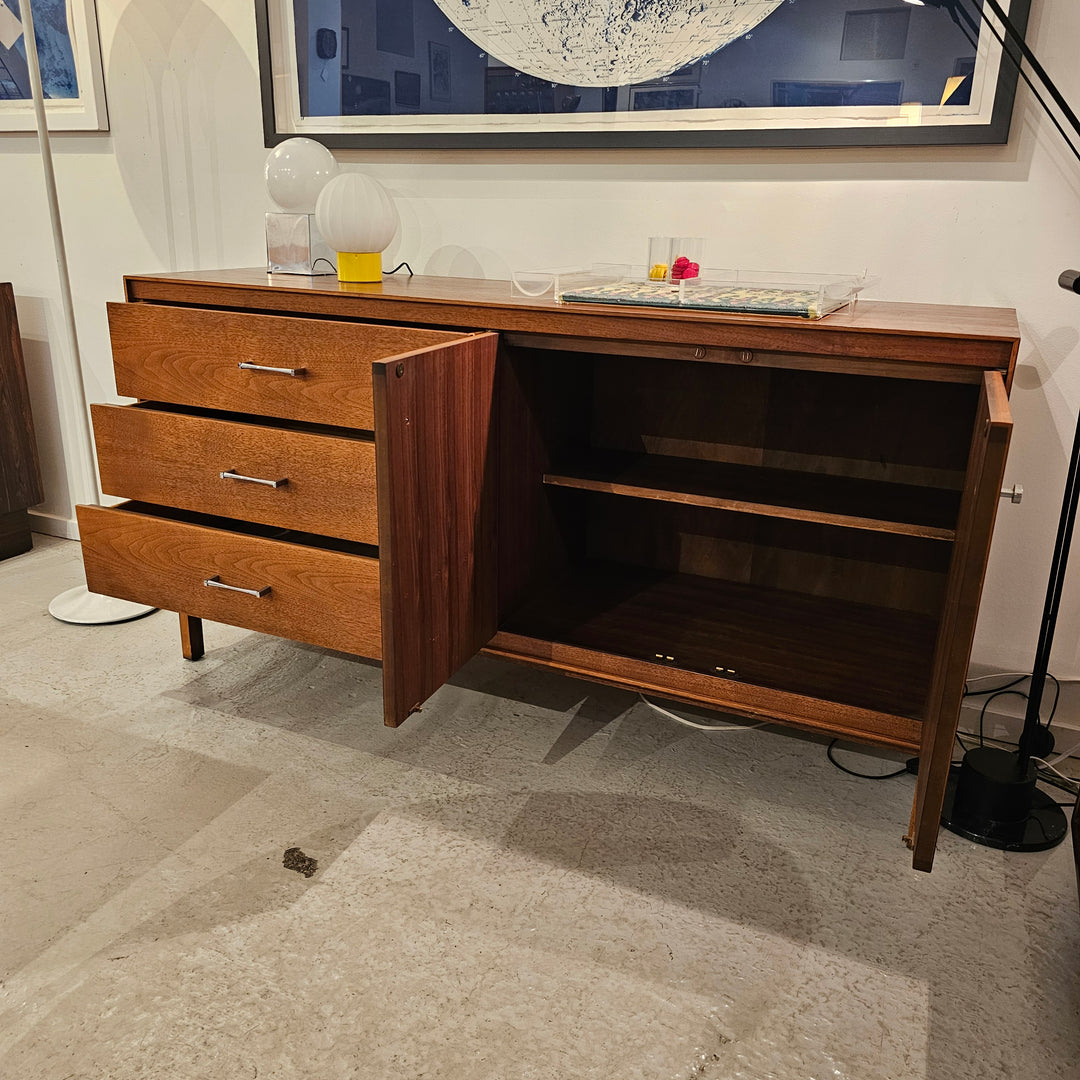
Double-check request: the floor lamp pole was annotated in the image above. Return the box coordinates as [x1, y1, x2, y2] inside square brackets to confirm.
[928, 0, 1077, 850]
[18, 0, 153, 624]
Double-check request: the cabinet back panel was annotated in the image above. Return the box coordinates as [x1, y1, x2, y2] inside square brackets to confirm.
[585, 495, 950, 615]
[496, 345, 595, 613]
[591, 355, 977, 487]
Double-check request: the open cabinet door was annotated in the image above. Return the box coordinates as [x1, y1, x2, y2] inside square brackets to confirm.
[373, 333, 499, 727]
[910, 370, 1013, 871]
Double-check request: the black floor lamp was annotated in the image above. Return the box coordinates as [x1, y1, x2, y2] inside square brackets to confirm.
[906, 0, 1079, 851]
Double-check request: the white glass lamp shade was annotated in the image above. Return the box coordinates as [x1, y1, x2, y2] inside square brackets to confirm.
[315, 173, 400, 282]
[265, 137, 339, 213]
[430, 0, 785, 87]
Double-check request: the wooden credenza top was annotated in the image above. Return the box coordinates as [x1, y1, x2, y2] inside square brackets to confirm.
[124, 268, 1020, 375]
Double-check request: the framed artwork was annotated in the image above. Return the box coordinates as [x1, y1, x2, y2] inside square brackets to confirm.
[428, 40, 450, 103]
[255, 0, 1030, 150]
[395, 69, 421, 109]
[0, 0, 108, 132]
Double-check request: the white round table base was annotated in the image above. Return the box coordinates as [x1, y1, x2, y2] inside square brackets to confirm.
[48, 585, 157, 625]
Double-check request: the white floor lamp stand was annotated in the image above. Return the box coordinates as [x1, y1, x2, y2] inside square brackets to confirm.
[18, 0, 154, 624]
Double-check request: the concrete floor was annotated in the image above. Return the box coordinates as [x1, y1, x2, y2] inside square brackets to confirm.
[1, 535, 1077, 1080]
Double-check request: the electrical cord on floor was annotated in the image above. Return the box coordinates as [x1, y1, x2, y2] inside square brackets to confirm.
[978, 689, 1029, 746]
[957, 671, 1063, 771]
[826, 739, 910, 780]
[637, 693, 767, 732]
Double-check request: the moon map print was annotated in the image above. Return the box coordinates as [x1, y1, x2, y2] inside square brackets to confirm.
[430, 0, 785, 86]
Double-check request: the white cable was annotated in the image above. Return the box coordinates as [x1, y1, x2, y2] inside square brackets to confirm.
[1032, 757, 1080, 784]
[964, 671, 1035, 686]
[1046, 737, 1080, 767]
[638, 693, 767, 732]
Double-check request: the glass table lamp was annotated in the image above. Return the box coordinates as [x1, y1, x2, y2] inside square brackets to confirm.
[315, 173, 400, 284]
[264, 137, 339, 275]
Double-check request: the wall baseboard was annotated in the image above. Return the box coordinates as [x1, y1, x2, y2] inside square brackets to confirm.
[959, 691, 1080, 756]
[29, 510, 79, 541]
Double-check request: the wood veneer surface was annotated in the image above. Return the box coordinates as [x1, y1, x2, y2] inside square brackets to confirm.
[374, 335, 499, 727]
[78, 503, 382, 658]
[545, 451, 961, 540]
[92, 403, 379, 544]
[123, 270, 1020, 376]
[0, 284, 43, 517]
[501, 561, 937, 719]
[108, 302, 466, 429]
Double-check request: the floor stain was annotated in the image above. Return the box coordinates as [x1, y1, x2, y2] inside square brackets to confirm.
[282, 848, 318, 878]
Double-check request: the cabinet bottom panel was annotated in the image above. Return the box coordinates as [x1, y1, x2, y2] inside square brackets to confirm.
[77, 503, 382, 658]
[485, 632, 922, 752]
[495, 560, 935, 730]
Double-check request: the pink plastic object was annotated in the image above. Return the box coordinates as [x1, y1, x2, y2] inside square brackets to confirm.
[670, 257, 700, 282]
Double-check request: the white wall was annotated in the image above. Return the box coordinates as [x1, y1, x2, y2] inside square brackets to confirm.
[2, 0, 1080, 679]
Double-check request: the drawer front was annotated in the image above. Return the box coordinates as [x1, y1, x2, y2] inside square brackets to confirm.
[77, 504, 382, 658]
[108, 302, 467, 428]
[92, 404, 378, 545]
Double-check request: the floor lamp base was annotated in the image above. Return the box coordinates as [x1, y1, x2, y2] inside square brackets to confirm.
[49, 585, 157, 625]
[941, 746, 1068, 852]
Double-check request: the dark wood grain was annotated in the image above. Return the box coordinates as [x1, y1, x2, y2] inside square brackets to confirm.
[92, 403, 379, 544]
[486, 632, 922, 750]
[0, 284, 44, 524]
[495, 342, 594, 616]
[504, 333, 990, 385]
[77, 502, 382, 658]
[500, 561, 937, 720]
[583, 496, 951, 616]
[0, 509, 33, 560]
[545, 450, 960, 540]
[373, 334, 499, 727]
[122, 269, 1020, 377]
[108, 302, 464, 429]
[910, 371, 1013, 871]
[179, 613, 204, 661]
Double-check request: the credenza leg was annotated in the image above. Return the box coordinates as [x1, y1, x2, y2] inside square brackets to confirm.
[179, 613, 204, 661]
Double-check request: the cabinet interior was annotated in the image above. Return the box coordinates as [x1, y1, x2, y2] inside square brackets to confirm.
[497, 342, 980, 720]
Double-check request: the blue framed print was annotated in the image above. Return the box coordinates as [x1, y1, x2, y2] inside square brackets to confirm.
[256, 0, 1030, 150]
[0, 0, 107, 131]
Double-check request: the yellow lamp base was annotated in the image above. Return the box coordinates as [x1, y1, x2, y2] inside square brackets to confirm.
[336, 251, 383, 283]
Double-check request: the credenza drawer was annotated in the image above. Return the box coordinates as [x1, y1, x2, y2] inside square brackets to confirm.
[107, 302, 466, 428]
[77, 503, 382, 658]
[91, 403, 379, 545]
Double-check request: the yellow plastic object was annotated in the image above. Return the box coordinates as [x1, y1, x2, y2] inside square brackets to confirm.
[336, 251, 383, 283]
[649, 263, 668, 280]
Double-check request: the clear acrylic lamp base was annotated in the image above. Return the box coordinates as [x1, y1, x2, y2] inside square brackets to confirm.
[48, 585, 157, 625]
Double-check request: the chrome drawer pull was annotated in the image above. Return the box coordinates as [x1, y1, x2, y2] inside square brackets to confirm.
[237, 361, 306, 377]
[220, 469, 288, 489]
[203, 575, 271, 598]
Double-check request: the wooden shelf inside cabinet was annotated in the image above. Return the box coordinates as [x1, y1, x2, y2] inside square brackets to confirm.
[500, 562, 938, 720]
[544, 452, 961, 541]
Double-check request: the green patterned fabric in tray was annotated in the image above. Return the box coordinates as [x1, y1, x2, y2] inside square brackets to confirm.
[559, 280, 847, 319]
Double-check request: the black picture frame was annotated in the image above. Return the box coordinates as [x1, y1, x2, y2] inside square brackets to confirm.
[428, 40, 450, 103]
[255, 0, 1032, 151]
[395, 70, 422, 109]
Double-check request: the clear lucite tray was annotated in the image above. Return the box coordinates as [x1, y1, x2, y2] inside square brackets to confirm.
[511, 265, 874, 320]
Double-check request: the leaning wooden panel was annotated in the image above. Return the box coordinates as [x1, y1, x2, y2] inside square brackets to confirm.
[107, 302, 464, 429]
[373, 334, 499, 727]
[92, 403, 379, 544]
[910, 371, 1013, 871]
[0, 283, 44, 516]
[77, 503, 382, 658]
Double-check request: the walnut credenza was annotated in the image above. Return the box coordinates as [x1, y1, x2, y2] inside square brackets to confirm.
[77, 270, 1020, 871]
